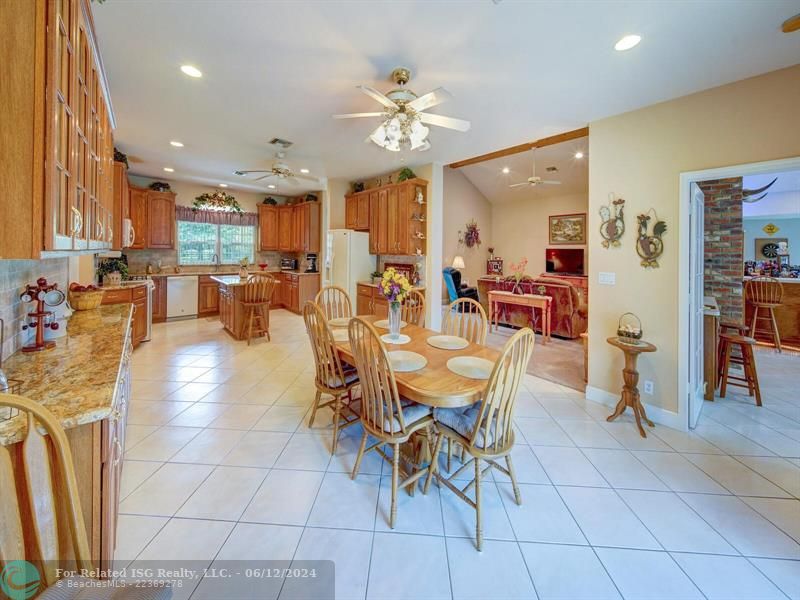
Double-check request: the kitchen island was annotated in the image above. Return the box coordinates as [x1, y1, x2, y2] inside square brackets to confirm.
[744, 277, 800, 349]
[1, 304, 134, 567]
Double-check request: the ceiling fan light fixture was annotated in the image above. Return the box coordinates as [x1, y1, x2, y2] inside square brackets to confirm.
[614, 34, 641, 51]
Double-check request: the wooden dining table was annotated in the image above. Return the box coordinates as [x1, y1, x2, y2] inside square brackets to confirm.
[333, 315, 501, 409]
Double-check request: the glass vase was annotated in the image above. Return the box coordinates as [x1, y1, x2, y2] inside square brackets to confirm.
[389, 301, 402, 340]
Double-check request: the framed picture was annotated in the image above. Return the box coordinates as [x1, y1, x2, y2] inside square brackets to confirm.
[487, 258, 504, 276]
[549, 213, 587, 245]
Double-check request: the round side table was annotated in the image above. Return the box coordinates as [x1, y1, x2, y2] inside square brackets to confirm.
[606, 336, 657, 438]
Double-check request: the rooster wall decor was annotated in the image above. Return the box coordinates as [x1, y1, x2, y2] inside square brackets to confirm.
[636, 211, 667, 268]
[599, 196, 625, 248]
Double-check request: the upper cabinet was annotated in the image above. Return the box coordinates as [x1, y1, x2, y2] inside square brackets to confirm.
[268, 202, 320, 253]
[127, 187, 176, 250]
[0, 0, 116, 258]
[363, 179, 427, 256]
[345, 192, 370, 231]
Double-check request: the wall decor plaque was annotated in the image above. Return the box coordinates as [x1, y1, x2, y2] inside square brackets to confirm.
[636, 210, 667, 268]
[599, 195, 625, 248]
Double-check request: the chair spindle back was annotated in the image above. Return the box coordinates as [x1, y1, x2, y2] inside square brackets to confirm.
[315, 286, 353, 320]
[745, 276, 783, 305]
[442, 298, 487, 345]
[401, 290, 426, 327]
[242, 274, 277, 304]
[303, 302, 350, 392]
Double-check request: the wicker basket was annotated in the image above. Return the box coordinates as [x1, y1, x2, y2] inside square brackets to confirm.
[68, 290, 104, 311]
[617, 312, 643, 341]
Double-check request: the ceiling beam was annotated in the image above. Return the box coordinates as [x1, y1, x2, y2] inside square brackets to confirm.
[447, 126, 589, 169]
[782, 14, 800, 33]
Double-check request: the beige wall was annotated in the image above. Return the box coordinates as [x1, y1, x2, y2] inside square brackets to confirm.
[128, 175, 276, 211]
[326, 177, 350, 230]
[491, 193, 587, 276]
[443, 168, 493, 286]
[588, 64, 800, 415]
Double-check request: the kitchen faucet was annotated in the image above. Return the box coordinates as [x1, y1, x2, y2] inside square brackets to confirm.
[211, 253, 220, 271]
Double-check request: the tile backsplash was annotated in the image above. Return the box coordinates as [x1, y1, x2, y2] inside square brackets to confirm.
[121, 249, 290, 275]
[0, 258, 69, 361]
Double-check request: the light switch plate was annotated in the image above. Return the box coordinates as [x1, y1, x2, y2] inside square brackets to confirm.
[598, 272, 616, 285]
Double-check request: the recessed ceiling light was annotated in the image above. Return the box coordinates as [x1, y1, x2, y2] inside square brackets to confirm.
[614, 34, 641, 51]
[267, 184, 276, 189]
[219, 183, 228, 188]
[170, 141, 184, 147]
[300, 168, 310, 174]
[180, 65, 202, 78]
[163, 167, 174, 172]
[502, 167, 510, 174]
[574, 152, 584, 159]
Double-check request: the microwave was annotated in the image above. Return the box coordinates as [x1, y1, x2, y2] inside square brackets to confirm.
[280, 257, 298, 271]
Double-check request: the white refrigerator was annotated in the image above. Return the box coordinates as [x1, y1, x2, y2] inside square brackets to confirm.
[326, 230, 375, 302]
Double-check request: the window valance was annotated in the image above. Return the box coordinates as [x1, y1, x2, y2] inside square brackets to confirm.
[175, 205, 258, 226]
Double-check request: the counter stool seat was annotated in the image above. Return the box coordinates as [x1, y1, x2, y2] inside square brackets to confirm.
[718, 332, 762, 406]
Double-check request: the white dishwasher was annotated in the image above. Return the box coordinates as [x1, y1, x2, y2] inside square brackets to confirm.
[166, 276, 199, 319]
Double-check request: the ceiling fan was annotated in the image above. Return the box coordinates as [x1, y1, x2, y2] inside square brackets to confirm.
[509, 150, 562, 189]
[333, 67, 470, 152]
[233, 153, 317, 184]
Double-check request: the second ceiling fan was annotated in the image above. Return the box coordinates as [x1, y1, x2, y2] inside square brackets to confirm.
[509, 149, 562, 189]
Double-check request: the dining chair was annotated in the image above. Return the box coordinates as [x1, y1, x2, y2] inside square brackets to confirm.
[315, 285, 353, 321]
[401, 289, 426, 327]
[442, 297, 487, 345]
[0, 393, 170, 597]
[424, 327, 535, 551]
[240, 274, 277, 345]
[302, 302, 361, 454]
[745, 276, 784, 352]
[348, 317, 435, 529]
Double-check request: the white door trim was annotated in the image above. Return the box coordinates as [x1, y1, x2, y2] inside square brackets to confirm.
[677, 156, 800, 430]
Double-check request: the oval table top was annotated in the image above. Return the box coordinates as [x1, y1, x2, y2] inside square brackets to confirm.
[335, 316, 500, 409]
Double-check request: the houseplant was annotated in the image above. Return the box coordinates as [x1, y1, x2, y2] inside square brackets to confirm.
[397, 167, 416, 182]
[379, 267, 412, 339]
[238, 257, 250, 278]
[194, 190, 242, 212]
[96, 257, 128, 286]
[263, 196, 278, 205]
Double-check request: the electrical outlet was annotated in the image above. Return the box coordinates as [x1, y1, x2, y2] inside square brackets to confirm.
[644, 380, 654, 395]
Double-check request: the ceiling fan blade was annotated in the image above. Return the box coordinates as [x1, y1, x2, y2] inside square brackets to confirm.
[418, 113, 471, 132]
[542, 180, 562, 185]
[253, 173, 276, 182]
[292, 173, 318, 182]
[407, 87, 453, 112]
[332, 112, 385, 119]
[235, 169, 271, 174]
[357, 85, 398, 109]
[509, 182, 530, 188]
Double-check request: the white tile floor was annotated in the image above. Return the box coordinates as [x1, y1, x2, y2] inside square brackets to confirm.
[118, 312, 800, 600]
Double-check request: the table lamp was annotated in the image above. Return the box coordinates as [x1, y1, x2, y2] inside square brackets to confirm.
[452, 256, 465, 270]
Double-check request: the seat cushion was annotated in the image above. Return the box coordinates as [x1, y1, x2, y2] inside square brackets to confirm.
[383, 402, 432, 433]
[434, 403, 499, 449]
[326, 369, 359, 389]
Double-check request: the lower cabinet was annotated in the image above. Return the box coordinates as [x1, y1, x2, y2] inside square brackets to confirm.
[198, 276, 220, 316]
[273, 273, 320, 314]
[102, 285, 148, 347]
[356, 283, 389, 318]
[219, 285, 236, 335]
[152, 277, 167, 323]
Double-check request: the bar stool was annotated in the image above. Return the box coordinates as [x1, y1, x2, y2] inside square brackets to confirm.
[718, 332, 762, 406]
[745, 276, 784, 352]
[240, 274, 277, 345]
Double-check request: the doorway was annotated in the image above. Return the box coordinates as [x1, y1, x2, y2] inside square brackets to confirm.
[679, 156, 800, 430]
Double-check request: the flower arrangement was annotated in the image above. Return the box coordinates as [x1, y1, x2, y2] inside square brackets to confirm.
[509, 257, 528, 293]
[379, 267, 412, 306]
[459, 219, 481, 248]
[193, 191, 243, 212]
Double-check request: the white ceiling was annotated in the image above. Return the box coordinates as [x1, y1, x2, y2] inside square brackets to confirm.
[91, 1, 800, 194]
[460, 137, 588, 203]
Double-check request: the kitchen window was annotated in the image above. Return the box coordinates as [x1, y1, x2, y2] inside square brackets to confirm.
[177, 221, 255, 265]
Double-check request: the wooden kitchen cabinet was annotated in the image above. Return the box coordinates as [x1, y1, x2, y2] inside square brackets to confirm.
[128, 187, 148, 249]
[146, 191, 176, 249]
[258, 204, 278, 251]
[152, 277, 167, 323]
[366, 179, 427, 257]
[278, 206, 293, 252]
[345, 193, 370, 231]
[356, 283, 423, 319]
[0, 0, 115, 259]
[198, 275, 220, 316]
[111, 161, 130, 250]
[276, 202, 320, 253]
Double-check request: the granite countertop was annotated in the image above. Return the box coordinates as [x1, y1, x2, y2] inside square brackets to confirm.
[0, 304, 133, 446]
[358, 281, 425, 290]
[129, 269, 321, 278]
[99, 281, 150, 291]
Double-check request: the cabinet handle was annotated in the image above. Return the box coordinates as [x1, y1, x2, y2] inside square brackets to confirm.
[96, 219, 104, 239]
[112, 438, 123, 467]
[71, 206, 83, 236]
[128, 224, 136, 246]
[108, 225, 113, 243]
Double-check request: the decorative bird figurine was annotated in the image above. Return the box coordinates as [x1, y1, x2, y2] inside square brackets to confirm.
[600, 198, 625, 248]
[636, 213, 667, 268]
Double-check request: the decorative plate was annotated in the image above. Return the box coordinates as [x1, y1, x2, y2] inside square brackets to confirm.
[446, 356, 494, 380]
[381, 333, 411, 345]
[328, 317, 351, 328]
[374, 319, 407, 329]
[426, 335, 469, 350]
[388, 351, 427, 372]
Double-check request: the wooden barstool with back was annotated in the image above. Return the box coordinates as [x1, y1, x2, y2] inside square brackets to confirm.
[240, 274, 277, 345]
[0, 393, 170, 598]
[746, 276, 784, 352]
[302, 302, 361, 454]
[314, 285, 353, 321]
[348, 317, 435, 529]
[424, 328, 535, 551]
